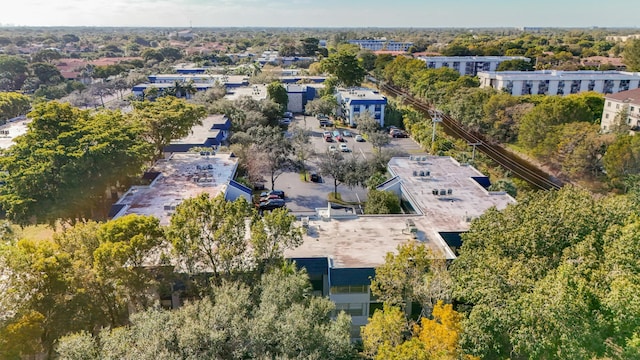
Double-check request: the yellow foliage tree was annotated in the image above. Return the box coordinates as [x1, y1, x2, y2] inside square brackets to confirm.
[414, 300, 464, 360]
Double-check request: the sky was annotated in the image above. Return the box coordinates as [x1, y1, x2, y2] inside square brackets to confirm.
[1, 0, 639, 28]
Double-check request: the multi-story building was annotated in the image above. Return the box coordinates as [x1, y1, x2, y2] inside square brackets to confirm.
[286, 155, 516, 337]
[348, 39, 413, 52]
[335, 88, 387, 127]
[478, 70, 640, 96]
[417, 56, 530, 76]
[600, 88, 640, 132]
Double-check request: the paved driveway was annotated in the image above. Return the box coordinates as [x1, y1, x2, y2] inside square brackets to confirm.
[274, 115, 425, 215]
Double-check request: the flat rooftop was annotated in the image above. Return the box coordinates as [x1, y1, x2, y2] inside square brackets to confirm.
[225, 84, 267, 101]
[0, 118, 30, 149]
[285, 215, 438, 268]
[169, 115, 225, 145]
[337, 88, 386, 102]
[418, 55, 528, 61]
[388, 156, 514, 220]
[479, 70, 640, 80]
[113, 153, 238, 225]
[287, 156, 516, 267]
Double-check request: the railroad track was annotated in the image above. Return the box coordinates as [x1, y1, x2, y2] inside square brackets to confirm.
[379, 82, 563, 191]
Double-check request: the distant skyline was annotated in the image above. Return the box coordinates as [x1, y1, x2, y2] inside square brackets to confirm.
[1, 0, 640, 29]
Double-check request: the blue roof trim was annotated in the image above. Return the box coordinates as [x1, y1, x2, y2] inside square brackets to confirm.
[375, 175, 400, 190]
[290, 257, 329, 275]
[330, 268, 375, 286]
[439, 231, 465, 248]
[229, 179, 252, 195]
[471, 176, 491, 188]
[347, 99, 387, 106]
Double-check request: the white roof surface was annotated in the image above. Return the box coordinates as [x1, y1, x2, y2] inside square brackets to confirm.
[113, 153, 238, 225]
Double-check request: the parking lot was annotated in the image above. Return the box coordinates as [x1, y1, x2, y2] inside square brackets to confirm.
[271, 115, 424, 215]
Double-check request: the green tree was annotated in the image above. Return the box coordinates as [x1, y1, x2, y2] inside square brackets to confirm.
[623, 38, 640, 71]
[496, 58, 534, 71]
[166, 194, 255, 283]
[56, 266, 354, 360]
[450, 187, 636, 359]
[0, 55, 28, 90]
[132, 96, 206, 159]
[0, 102, 152, 225]
[266, 81, 288, 112]
[371, 242, 452, 317]
[0, 92, 30, 122]
[245, 125, 294, 190]
[364, 190, 401, 214]
[305, 96, 338, 117]
[321, 50, 366, 87]
[603, 134, 640, 188]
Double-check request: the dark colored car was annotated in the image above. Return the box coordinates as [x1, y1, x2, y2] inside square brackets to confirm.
[260, 190, 285, 199]
[310, 172, 321, 182]
[390, 129, 409, 138]
[258, 199, 286, 211]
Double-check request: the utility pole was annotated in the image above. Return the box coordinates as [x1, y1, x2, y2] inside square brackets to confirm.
[468, 142, 482, 160]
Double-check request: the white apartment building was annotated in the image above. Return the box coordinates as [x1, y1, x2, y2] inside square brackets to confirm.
[348, 39, 413, 52]
[478, 70, 640, 96]
[600, 88, 640, 132]
[335, 88, 387, 127]
[417, 56, 530, 76]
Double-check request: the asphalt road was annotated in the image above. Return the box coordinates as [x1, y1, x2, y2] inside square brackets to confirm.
[273, 115, 424, 215]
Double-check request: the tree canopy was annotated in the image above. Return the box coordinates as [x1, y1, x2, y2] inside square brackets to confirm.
[131, 96, 206, 159]
[0, 102, 152, 225]
[321, 50, 366, 87]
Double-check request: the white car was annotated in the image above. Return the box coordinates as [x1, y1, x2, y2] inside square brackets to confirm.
[355, 134, 365, 142]
[328, 145, 338, 153]
[339, 144, 350, 152]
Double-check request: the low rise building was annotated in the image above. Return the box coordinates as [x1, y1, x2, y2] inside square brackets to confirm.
[417, 56, 530, 76]
[163, 115, 231, 154]
[335, 88, 387, 127]
[478, 70, 640, 96]
[109, 152, 250, 226]
[286, 155, 515, 337]
[348, 39, 413, 52]
[600, 88, 640, 132]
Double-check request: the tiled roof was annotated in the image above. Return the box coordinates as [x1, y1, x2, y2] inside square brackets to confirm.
[605, 88, 640, 102]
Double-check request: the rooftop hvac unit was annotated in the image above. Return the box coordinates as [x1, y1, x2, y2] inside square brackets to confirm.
[413, 170, 418, 176]
[439, 189, 447, 196]
[425, 171, 430, 176]
[447, 189, 453, 195]
[409, 155, 414, 161]
[419, 170, 425, 176]
[432, 189, 439, 195]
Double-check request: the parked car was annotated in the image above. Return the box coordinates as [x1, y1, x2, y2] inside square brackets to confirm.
[335, 134, 344, 142]
[342, 130, 352, 137]
[332, 130, 341, 138]
[258, 199, 286, 211]
[279, 118, 291, 125]
[284, 111, 293, 118]
[328, 145, 338, 153]
[260, 190, 285, 199]
[355, 134, 365, 142]
[339, 144, 350, 152]
[391, 129, 409, 138]
[310, 172, 321, 182]
[319, 119, 333, 127]
[388, 126, 399, 134]
[259, 194, 281, 201]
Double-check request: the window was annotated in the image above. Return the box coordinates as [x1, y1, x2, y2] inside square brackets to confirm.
[605, 113, 609, 119]
[631, 106, 636, 112]
[608, 101, 611, 107]
[331, 285, 367, 294]
[616, 104, 620, 109]
[334, 303, 365, 317]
